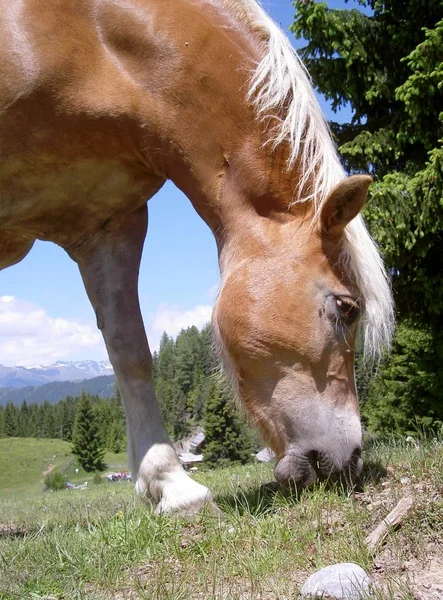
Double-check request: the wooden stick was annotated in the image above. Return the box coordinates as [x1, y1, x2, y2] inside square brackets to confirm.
[365, 496, 414, 553]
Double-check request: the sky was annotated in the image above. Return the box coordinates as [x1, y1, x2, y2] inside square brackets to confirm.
[0, 1, 361, 367]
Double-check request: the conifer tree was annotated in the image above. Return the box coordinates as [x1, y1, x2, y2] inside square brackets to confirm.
[27, 404, 39, 438]
[71, 391, 106, 472]
[106, 387, 126, 452]
[42, 401, 57, 438]
[63, 395, 77, 441]
[18, 401, 29, 437]
[204, 380, 255, 466]
[174, 328, 198, 397]
[200, 323, 218, 377]
[3, 403, 18, 437]
[158, 333, 175, 380]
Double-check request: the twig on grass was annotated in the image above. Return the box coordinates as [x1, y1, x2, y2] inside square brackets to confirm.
[365, 496, 414, 553]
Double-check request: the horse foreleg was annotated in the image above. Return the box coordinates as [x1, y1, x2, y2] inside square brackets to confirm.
[69, 205, 213, 514]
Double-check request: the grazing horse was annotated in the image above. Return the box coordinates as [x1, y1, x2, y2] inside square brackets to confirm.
[0, 0, 393, 513]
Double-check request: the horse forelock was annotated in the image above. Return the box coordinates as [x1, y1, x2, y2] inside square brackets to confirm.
[215, 0, 395, 363]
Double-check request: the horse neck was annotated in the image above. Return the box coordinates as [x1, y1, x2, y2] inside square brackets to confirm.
[156, 85, 308, 276]
[129, 0, 310, 263]
[164, 116, 306, 269]
[118, 2, 279, 223]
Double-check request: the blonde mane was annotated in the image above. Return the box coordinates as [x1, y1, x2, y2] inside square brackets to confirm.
[219, 0, 395, 361]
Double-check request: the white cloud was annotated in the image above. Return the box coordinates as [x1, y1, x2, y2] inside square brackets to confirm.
[0, 296, 105, 367]
[0, 296, 215, 367]
[149, 303, 213, 349]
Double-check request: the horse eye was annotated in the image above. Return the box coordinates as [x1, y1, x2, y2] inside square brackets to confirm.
[336, 298, 361, 323]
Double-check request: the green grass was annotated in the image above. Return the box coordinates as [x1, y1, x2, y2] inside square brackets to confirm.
[0, 437, 442, 599]
[0, 438, 129, 497]
[0, 438, 72, 496]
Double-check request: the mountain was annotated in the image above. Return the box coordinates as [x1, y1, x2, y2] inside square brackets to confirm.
[0, 360, 113, 388]
[0, 375, 116, 406]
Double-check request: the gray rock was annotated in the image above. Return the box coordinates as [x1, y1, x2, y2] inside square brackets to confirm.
[301, 563, 371, 599]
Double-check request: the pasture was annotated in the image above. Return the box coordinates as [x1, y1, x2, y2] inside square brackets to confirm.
[0, 437, 442, 599]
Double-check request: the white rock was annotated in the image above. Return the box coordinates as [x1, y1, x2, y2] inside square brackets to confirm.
[301, 563, 371, 599]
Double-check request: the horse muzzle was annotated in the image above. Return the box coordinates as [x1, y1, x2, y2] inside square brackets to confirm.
[274, 445, 363, 488]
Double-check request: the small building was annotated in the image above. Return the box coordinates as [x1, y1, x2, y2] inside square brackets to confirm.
[178, 452, 204, 470]
[173, 427, 205, 454]
[255, 447, 276, 463]
[190, 430, 205, 452]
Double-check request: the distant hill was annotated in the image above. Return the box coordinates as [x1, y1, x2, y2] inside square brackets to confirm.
[0, 375, 116, 406]
[0, 360, 113, 388]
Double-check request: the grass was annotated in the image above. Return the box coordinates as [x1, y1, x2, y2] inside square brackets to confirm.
[0, 436, 442, 599]
[0, 438, 129, 497]
[0, 438, 72, 496]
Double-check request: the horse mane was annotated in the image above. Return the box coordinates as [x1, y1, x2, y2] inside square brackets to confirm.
[218, 0, 395, 361]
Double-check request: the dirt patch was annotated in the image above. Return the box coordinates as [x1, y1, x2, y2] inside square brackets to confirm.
[42, 463, 55, 477]
[0, 523, 28, 537]
[97, 556, 304, 600]
[371, 544, 443, 599]
[405, 547, 443, 600]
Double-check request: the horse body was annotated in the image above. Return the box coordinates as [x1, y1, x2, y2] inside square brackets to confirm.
[0, 0, 393, 512]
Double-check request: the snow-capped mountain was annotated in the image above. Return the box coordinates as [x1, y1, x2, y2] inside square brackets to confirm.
[0, 360, 114, 388]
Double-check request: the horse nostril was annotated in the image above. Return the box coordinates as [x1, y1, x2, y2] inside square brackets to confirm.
[307, 450, 321, 472]
[350, 447, 364, 477]
[352, 447, 362, 458]
[274, 453, 318, 487]
[307, 450, 335, 480]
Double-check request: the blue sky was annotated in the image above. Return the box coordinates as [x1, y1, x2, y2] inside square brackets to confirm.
[0, 1, 362, 367]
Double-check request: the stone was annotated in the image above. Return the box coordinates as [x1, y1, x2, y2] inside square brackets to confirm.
[301, 563, 371, 599]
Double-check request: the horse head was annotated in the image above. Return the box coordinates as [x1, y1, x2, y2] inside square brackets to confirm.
[214, 174, 385, 487]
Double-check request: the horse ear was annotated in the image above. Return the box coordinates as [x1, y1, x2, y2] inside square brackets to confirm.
[319, 175, 372, 237]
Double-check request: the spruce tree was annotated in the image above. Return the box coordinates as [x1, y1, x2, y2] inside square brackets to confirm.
[3, 403, 18, 437]
[27, 404, 39, 438]
[204, 380, 255, 466]
[71, 392, 106, 472]
[174, 328, 197, 397]
[18, 402, 29, 437]
[62, 395, 77, 441]
[158, 333, 175, 380]
[106, 388, 126, 452]
[200, 323, 218, 377]
[42, 401, 57, 438]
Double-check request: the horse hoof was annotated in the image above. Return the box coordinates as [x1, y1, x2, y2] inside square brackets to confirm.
[154, 496, 222, 520]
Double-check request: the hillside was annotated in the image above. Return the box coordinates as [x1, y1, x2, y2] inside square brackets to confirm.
[0, 438, 128, 496]
[0, 437, 72, 495]
[0, 375, 115, 406]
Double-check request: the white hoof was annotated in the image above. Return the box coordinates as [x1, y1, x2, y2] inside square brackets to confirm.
[136, 470, 220, 516]
[154, 480, 215, 516]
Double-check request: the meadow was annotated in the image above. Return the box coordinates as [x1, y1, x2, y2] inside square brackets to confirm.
[0, 436, 442, 599]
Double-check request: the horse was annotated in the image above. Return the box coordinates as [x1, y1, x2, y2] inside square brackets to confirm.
[0, 0, 394, 513]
